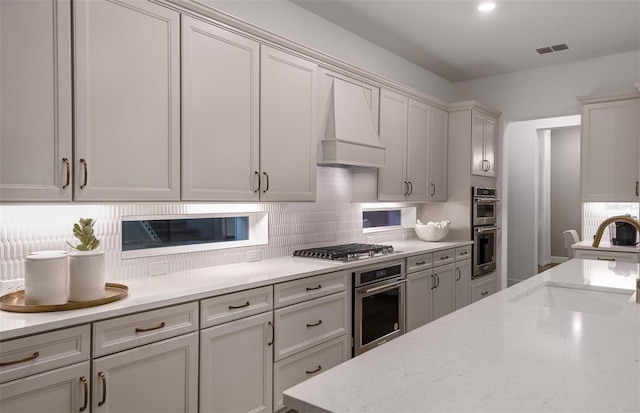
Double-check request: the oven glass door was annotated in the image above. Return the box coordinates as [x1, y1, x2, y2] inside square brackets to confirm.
[355, 278, 405, 355]
[473, 199, 497, 226]
[474, 227, 497, 277]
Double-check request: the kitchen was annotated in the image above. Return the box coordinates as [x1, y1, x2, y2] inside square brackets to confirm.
[1, 0, 639, 412]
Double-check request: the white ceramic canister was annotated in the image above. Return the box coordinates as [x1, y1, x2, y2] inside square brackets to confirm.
[68, 251, 106, 302]
[24, 253, 68, 305]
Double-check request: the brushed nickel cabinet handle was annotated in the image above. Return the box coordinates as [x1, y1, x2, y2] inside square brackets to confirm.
[0, 351, 39, 366]
[98, 372, 107, 406]
[306, 365, 322, 375]
[430, 275, 436, 290]
[62, 158, 70, 189]
[430, 183, 436, 197]
[262, 172, 269, 193]
[135, 322, 166, 333]
[80, 159, 88, 189]
[305, 285, 322, 291]
[434, 274, 440, 289]
[596, 257, 615, 261]
[228, 301, 250, 310]
[408, 181, 413, 196]
[254, 171, 261, 193]
[306, 320, 323, 327]
[268, 321, 274, 346]
[415, 261, 426, 266]
[80, 376, 88, 412]
[459, 251, 469, 256]
[403, 181, 408, 196]
[440, 256, 449, 260]
[486, 160, 491, 171]
[456, 268, 461, 281]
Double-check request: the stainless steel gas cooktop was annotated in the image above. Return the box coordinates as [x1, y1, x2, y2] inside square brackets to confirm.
[292, 243, 394, 261]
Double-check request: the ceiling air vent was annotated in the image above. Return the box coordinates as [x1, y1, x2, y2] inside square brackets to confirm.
[536, 42, 571, 55]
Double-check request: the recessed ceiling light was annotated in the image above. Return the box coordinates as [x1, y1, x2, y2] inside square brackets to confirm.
[478, 1, 496, 13]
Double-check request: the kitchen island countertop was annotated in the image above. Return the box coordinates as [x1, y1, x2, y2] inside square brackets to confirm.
[284, 259, 640, 413]
[0, 239, 470, 340]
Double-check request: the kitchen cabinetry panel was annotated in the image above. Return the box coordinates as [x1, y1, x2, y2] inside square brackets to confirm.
[260, 45, 317, 201]
[200, 312, 273, 413]
[581, 97, 640, 202]
[432, 263, 455, 320]
[454, 259, 471, 311]
[429, 107, 448, 201]
[471, 273, 497, 303]
[181, 15, 260, 201]
[273, 335, 350, 412]
[73, 0, 180, 201]
[92, 332, 198, 413]
[406, 99, 431, 201]
[406, 269, 433, 332]
[0, 0, 72, 201]
[0, 361, 89, 413]
[274, 291, 348, 361]
[574, 249, 639, 263]
[201, 285, 273, 328]
[274, 270, 348, 308]
[378, 89, 408, 201]
[0, 325, 90, 384]
[471, 110, 497, 177]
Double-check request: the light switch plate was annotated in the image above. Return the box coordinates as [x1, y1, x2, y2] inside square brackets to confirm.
[148, 261, 169, 276]
[247, 250, 261, 262]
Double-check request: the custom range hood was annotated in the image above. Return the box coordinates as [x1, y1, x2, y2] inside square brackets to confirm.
[320, 76, 386, 168]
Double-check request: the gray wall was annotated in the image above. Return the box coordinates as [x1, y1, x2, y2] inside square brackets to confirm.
[550, 126, 582, 257]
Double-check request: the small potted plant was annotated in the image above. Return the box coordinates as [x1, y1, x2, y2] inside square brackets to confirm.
[67, 218, 105, 301]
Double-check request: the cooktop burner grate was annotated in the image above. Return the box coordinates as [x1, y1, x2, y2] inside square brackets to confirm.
[292, 243, 394, 261]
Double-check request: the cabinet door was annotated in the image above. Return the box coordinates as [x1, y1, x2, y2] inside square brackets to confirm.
[483, 116, 497, 177]
[471, 273, 497, 303]
[406, 269, 433, 332]
[181, 15, 260, 201]
[471, 111, 486, 176]
[260, 45, 317, 202]
[0, 362, 89, 413]
[581, 99, 640, 202]
[378, 89, 408, 201]
[429, 107, 448, 201]
[200, 312, 273, 413]
[406, 99, 431, 202]
[93, 333, 198, 413]
[74, 0, 180, 201]
[432, 263, 455, 320]
[0, 0, 72, 201]
[454, 259, 471, 311]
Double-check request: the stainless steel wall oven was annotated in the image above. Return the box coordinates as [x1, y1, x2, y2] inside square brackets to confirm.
[352, 260, 405, 356]
[472, 187, 499, 279]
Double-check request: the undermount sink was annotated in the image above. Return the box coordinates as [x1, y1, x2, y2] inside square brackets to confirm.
[511, 282, 633, 317]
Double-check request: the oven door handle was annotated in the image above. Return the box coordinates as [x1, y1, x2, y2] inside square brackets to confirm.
[363, 279, 406, 295]
[476, 226, 500, 233]
[474, 198, 500, 204]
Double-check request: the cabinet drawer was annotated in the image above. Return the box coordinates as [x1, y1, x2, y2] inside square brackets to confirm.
[274, 291, 348, 361]
[274, 335, 350, 412]
[574, 249, 639, 263]
[0, 325, 90, 384]
[455, 245, 472, 261]
[433, 249, 455, 266]
[471, 274, 497, 303]
[201, 285, 273, 328]
[406, 253, 433, 273]
[93, 302, 198, 357]
[275, 271, 348, 308]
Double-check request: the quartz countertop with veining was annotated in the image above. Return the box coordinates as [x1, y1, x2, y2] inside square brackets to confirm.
[0, 239, 471, 340]
[284, 259, 640, 413]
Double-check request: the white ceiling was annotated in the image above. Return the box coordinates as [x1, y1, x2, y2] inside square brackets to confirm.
[292, 0, 640, 82]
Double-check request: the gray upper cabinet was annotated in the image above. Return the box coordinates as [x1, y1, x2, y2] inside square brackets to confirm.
[0, 0, 73, 201]
[73, 0, 181, 201]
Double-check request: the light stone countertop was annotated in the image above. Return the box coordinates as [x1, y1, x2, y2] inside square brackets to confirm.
[283, 259, 640, 413]
[0, 239, 471, 341]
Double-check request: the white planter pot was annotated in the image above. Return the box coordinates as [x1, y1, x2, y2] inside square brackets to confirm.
[24, 253, 68, 305]
[68, 251, 105, 301]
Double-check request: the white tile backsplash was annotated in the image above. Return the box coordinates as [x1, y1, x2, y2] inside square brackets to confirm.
[0, 167, 414, 282]
[582, 202, 640, 241]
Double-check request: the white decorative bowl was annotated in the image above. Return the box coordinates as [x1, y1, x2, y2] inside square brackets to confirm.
[415, 221, 450, 242]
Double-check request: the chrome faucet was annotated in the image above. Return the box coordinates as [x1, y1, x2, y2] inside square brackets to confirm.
[591, 215, 640, 248]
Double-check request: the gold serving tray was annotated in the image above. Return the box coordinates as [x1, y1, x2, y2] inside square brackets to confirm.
[0, 283, 128, 313]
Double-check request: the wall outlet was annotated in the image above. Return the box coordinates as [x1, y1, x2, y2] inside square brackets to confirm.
[1, 279, 25, 295]
[148, 261, 169, 276]
[247, 250, 262, 262]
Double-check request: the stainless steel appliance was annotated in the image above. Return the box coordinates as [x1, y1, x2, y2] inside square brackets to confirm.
[472, 187, 499, 278]
[292, 243, 394, 261]
[352, 260, 405, 356]
[472, 187, 498, 226]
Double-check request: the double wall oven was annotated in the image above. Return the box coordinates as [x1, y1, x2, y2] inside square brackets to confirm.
[472, 187, 499, 278]
[292, 243, 405, 356]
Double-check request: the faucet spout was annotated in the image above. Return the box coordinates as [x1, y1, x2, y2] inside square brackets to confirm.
[592, 215, 640, 248]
